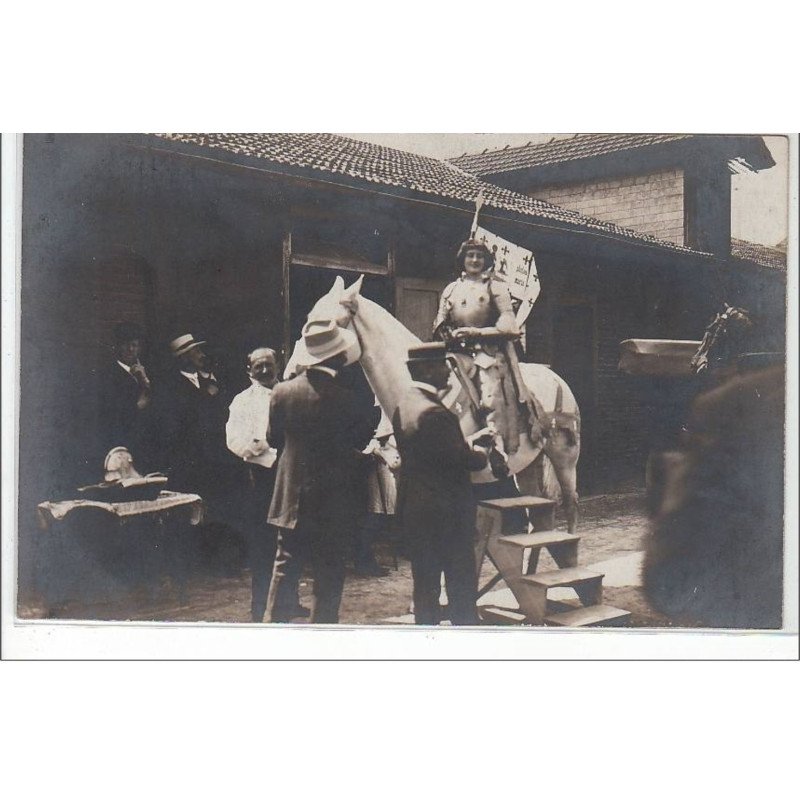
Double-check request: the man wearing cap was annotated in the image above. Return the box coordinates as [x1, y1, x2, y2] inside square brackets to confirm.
[265, 319, 377, 623]
[97, 321, 156, 470]
[392, 342, 489, 625]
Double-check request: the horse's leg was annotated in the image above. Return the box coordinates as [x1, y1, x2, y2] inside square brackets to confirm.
[513, 454, 547, 574]
[514, 452, 545, 499]
[542, 428, 581, 534]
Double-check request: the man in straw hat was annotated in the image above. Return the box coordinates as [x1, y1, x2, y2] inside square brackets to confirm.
[160, 332, 225, 490]
[392, 342, 490, 625]
[265, 319, 376, 623]
[160, 332, 241, 573]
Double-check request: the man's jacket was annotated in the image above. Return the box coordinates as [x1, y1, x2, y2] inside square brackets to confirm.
[267, 366, 376, 530]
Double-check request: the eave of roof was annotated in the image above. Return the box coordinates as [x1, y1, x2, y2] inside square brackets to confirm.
[450, 133, 775, 177]
[730, 238, 787, 270]
[145, 133, 710, 259]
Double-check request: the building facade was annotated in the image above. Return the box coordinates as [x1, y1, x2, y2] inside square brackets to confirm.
[18, 132, 786, 569]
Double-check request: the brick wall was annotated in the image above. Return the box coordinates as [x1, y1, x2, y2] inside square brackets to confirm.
[531, 169, 685, 245]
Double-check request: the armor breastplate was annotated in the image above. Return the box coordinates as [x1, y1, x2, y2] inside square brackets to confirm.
[447, 278, 496, 327]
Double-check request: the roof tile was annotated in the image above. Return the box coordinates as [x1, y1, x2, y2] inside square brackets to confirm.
[731, 238, 787, 270]
[152, 133, 700, 255]
[449, 133, 696, 175]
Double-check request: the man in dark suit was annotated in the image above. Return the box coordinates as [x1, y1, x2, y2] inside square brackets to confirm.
[265, 319, 375, 624]
[97, 321, 155, 471]
[393, 342, 489, 626]
[159, 333, 241, 573]
[160, 333, 229, 497]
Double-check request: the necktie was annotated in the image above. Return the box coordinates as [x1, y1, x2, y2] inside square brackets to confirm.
[198, 372, 218, 396]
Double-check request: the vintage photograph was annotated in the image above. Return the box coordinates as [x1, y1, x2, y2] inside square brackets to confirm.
[12, 132, 790, 632]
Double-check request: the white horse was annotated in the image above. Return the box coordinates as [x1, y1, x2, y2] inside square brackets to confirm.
[288, 276, 582, 531]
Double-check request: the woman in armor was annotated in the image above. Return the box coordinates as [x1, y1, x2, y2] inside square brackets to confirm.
[433, 239, 523, 468]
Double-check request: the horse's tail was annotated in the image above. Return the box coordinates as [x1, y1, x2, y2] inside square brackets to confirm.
[540, 372, 575, 502]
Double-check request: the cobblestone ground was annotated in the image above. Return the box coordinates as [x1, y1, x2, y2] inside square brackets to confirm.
[18, 491, 691, 627]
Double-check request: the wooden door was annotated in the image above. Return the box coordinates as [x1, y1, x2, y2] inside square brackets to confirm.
[395, 277, 445, 343]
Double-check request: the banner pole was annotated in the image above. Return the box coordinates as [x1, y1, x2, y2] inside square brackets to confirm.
[470, 192, 485, 237]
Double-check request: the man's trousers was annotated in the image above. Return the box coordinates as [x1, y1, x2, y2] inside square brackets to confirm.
[265, 517, 351, 624]
[409, 527, 479, 626]
[244, 465, 278, 622]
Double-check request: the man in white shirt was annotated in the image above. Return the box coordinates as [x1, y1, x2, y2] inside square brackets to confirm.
[226, 348, 279, 469]
[226, 347, 305, 622]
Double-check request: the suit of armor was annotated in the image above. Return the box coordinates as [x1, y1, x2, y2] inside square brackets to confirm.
[433, 272, 522, 456]
[433, 272, 517, 334]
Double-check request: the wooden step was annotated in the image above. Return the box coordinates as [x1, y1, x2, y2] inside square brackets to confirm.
[522, 567, 603, 589]
[545, 604, 632, 628]
[498, 530, 580, 549]
[479, 495, 556, 511]
[479, 606, 529, 625]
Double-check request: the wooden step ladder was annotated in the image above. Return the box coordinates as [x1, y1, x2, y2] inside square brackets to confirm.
[475, 495, 631, 627]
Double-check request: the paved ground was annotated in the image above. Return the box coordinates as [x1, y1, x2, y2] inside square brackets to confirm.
[18, 491, 691, 627]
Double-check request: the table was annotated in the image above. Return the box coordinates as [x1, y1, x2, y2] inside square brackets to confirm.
[33, 491, 204, 614]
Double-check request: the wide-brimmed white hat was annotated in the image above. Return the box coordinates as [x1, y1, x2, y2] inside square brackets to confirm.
[169, 333, 206, 357]
[296, 319, 359, 367]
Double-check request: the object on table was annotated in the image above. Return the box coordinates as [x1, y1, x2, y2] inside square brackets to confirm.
[76, 446, 169, 502]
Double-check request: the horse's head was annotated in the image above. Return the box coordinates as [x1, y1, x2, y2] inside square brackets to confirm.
[690, 302, 753, 375]
[284, 275, 364, 379]
[305, 274, 362, 328]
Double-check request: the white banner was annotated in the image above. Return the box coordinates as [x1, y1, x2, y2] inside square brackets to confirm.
[474, 225, 540, 326]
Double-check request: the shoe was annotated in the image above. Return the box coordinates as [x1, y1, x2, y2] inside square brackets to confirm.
[289, 605, 311, 618]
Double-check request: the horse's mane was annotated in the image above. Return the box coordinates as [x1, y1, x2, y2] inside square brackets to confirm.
[690, 303, 753, 374]
[342, 281, 421, 419]
[284, 275, 422, 423]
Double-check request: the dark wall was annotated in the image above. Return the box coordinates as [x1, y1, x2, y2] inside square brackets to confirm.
[727, 266, 787, 354]
[18, 134, 288, 578]
[523, 248, 731, 493]
[684, 160, 731, 254]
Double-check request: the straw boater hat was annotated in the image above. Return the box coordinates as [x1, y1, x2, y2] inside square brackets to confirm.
[169, 333, 206, 358]
[296, 319, 359, 367]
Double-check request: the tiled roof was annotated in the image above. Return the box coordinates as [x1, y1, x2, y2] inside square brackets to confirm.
[151, 133, 700, 255]
[450, 134, 696, 176]
[449, 133, 773, 177]
[731, 238, 787, 270]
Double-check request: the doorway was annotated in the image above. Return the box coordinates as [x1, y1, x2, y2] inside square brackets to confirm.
[289, 265, 390, 346]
